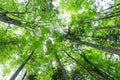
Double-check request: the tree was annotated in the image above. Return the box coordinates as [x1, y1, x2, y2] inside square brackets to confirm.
[0, 0, 120, 80]
[9, 50, 35, 80]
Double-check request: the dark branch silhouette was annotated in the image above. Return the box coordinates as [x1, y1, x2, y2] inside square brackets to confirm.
[9, 50, 35, 80]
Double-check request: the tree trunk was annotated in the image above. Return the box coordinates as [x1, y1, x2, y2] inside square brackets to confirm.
[21, 71, 27, 80]
[9, 50, 35, 80]
[79, 52, 113, 80]
[54, 53, 69, 80]
[64, 51, 97, 80]
[79, 40, 120, 56]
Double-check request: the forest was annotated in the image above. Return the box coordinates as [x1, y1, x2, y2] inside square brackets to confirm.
[0, 0, 120, 80]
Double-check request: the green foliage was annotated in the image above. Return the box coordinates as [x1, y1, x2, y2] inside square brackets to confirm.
[0, 0, 120, 80]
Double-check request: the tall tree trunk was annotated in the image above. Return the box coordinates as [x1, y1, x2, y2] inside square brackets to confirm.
[54, 53, 69, 80]
[79, 52, 113, 80]
[79, 40, 120, 56]
[64, 51, 97, 80]
[9, 50, 35, 80]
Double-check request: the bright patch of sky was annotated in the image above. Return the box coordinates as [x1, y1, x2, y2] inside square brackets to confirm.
[58, 12, 71, 24]
[52, 0, 60, 8]
[0, 65, 3, 80]
[104, 54, 119, 61]
[0, 60, 15, 80]
[95, 0, 114, 12]
[66, 63, 76, 71]
[18, 0, 24, 3]
[78, 8, 85, 14]
[15, 29, 22, 35]
[52, 0, 71, 24]
[52, 61, 56, 67]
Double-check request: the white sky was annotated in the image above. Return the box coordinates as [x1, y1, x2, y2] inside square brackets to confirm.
[18, 0, 24, 3]
[95, 0, 114, 12]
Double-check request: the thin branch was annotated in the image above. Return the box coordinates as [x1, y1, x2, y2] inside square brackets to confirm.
[98, 3, 120, 14]
[91, 24, 120, 30]
[24, 0, 31, 12]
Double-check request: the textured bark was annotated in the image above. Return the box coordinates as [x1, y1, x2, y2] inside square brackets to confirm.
[9, 50, 35, 80]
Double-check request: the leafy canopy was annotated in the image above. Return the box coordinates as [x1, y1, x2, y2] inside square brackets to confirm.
[0, 0, 120, 80]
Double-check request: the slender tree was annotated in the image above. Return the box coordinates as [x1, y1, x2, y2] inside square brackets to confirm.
[54, 53, 69, 80]
[0, 0, 120, 79]
[72, 40, 120, 56]
[9, 50, 35, 80]
[21, 71, 27, 80]
[79, 52, 113, 80]
[64, 51, 98, 80]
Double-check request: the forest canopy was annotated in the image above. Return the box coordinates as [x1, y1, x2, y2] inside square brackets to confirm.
[0, 0, 120, 80]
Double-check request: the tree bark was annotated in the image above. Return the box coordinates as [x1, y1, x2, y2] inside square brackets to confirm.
[9, 50, 35, 80]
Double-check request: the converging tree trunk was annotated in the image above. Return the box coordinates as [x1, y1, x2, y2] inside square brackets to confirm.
[54, 53, 69, 80]
[79, 40, 120, 56]
[21, 71, 27, 80]
[64, 51, 98, 80]
[9, 50, 35, 80]
[79, 52, 113, 80]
